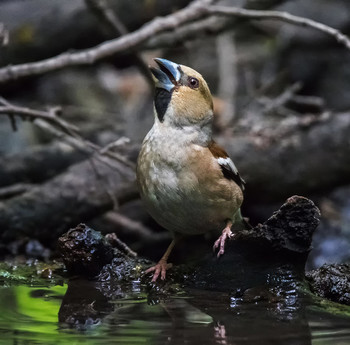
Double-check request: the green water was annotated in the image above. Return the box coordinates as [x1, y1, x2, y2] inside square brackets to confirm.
[0, 282, 349, 345]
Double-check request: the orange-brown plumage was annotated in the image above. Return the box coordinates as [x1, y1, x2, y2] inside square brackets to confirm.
[208, 140, 229, 158]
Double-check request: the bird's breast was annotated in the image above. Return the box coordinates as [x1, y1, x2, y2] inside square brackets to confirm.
[137, 127, 242, 235]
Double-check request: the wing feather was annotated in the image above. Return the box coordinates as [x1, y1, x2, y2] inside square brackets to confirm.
[208, 141, 245, 191]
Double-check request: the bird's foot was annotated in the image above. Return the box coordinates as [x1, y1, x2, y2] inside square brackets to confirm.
[213, 226, 234, 258]
[145, 260, 173, 282]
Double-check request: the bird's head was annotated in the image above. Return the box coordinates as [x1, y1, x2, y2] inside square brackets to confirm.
[150, 58, 214, 129]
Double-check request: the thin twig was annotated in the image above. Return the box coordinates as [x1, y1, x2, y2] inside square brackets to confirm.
[145, 14, 234, 49]
[143, 0, 284, 49]
[104, 211, 170, 242]
[289, 95, 325, 113]
[105, 212, 156, 239]
[0, 97, 136, 174]
[259, 81, 302, 114]
[206, 6, 350, 50]
[99, 137, 130, 154]
[33, 118, 134, 175]
[84, 0, 153, 87]
[0, 99, 79, 135]
[105, 232, 138, 257]
[85, 0, 128, 35]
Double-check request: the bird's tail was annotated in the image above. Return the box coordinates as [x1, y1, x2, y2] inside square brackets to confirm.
[232, 208, 252, 231]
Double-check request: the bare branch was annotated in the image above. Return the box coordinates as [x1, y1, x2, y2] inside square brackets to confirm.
[0, 1, 348, 85]
[105, 232, 137, 258]
[103, 211, 170, 242]
[289, 95, 325, 113]
[259, 82, 303, 115]
[0, 98, 136, 174]
[85, 0, 129, 35]
[0, 0, 210, 84]
[0, 98, 79, 135]
[144, 15, 230, 49]
[84, 0, 153, 87]
[206, 6, 350, 50]
[33, 118, 135, 176]
[144, 0, 286, 49]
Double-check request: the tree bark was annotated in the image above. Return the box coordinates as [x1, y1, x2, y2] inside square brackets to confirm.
[0, 141, 87, 187]
[221, 112, 350, 202]
[0, 0, 190, 67]
[0, 155, 136, 243]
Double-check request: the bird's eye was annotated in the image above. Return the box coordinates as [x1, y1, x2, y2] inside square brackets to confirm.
[188, 77, 199, 89]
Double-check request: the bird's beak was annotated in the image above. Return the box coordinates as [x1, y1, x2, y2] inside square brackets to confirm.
[150, 58, 181, 92]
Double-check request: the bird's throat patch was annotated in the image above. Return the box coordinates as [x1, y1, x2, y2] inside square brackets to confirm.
[154, 88, 172, 122]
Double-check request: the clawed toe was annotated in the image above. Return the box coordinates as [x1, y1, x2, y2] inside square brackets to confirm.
[213, 226, 234, 258]
[145, 260, 173, 282]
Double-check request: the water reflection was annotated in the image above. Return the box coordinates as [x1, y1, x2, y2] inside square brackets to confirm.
[0, 281, 350, 345]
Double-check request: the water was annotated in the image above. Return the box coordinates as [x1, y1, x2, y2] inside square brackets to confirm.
[0, 282, 349, 345]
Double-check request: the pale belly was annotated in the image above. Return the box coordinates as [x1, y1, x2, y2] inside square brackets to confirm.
[137, 157, 241, 235]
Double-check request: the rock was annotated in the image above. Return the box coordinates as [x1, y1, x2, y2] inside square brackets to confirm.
[237, 195, 321, 253]
[57, 223, 114, 277]
[181, 196, 320, 291]
[58, 197, 321, 297]
[306, 263, 350, 305]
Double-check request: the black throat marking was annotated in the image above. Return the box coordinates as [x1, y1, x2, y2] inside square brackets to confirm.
[154, 88, 172, 122]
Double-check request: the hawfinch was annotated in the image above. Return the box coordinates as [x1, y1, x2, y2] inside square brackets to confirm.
[137, 58, 247, 282]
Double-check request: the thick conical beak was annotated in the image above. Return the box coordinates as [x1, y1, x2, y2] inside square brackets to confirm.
[149, 58, 181, 91]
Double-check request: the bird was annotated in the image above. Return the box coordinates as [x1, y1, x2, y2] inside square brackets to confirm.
[136, 58, 247, 282]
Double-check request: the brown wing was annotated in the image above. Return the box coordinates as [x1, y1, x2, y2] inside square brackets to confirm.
[208, 141, 245, 191]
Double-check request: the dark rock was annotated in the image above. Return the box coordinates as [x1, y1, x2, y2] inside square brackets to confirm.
[98, 254, 144, 283]
[57, 223, 114, 277]
[188, 196, 320, 291]
[306, 263, 350, 305]
[58, 197, 321, 297]
[237, 196, 321, 253]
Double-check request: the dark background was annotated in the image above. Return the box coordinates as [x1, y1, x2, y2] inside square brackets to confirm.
[0, 0, 349, 270]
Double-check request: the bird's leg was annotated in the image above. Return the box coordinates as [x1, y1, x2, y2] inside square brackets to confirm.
[213, 220, 233, 258]
[145, 239, 176, 282]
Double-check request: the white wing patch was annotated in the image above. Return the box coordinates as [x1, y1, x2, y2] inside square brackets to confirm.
[217, 157, 239, 175]
[216, 157, 245, 190]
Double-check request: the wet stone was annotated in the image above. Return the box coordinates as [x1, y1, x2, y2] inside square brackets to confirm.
[236, 196, 321, 254]
[57, 197, 323, 299]
[57, 223, 114, 277]
[306, 263, 350, 305]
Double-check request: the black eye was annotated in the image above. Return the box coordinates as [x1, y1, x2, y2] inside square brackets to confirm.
[188, 77, 199, 89]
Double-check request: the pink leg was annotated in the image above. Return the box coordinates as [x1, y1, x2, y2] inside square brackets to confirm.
[145, 239, 176, 282]
[213, 221, 233, 258]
